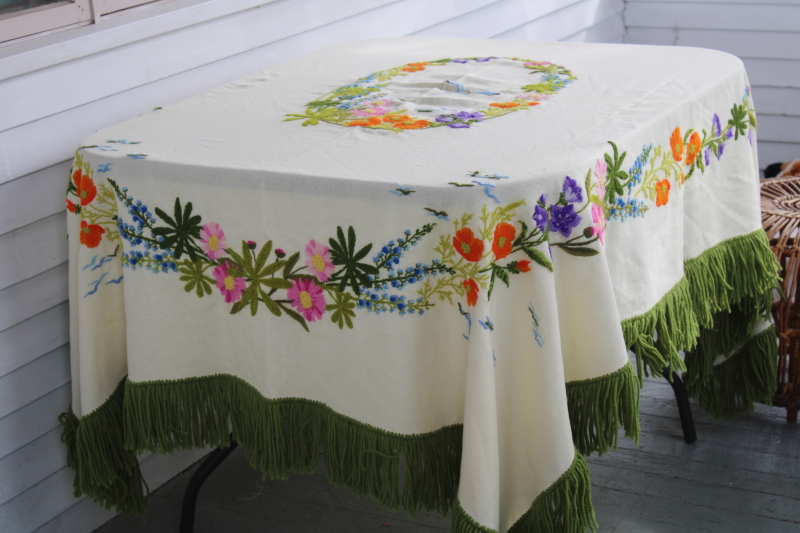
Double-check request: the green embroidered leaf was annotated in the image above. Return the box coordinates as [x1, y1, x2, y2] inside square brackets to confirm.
[262, 278, 293, 289]
[328, 226, 379, 296]
[178, 259, 214, 297]
[261, 290, 282, 317]
[523, 247, 553, 272]
[278, 302, 309, 332]
[495, 265, 510, 287]
[556, 244, 599, 257]
[283, 252, 300, 278]
[727, 102, 749, 140]
[152, 198, 203, 261]
[603, 141, 629, 205]
[325, 289, 356, 330]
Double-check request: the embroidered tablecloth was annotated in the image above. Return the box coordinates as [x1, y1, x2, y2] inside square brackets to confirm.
[61, 37, 779, 533]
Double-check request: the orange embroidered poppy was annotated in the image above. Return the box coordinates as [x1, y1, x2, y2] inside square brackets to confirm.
[452, 227, 484, 262]
[655, 179, 671, 207]
[348, 116, 383, 127]
[80, 220, 105, 248]
[490, 102, 520, 109]
[383, 114, 430, 130]
[517, 260, 531, 272]
[463, 278, 479, 306]
[402, 62, 428, 72]
[527, 102, 540, 106]
[73, 170, 97, 206]
[685, 131, 702, 166]
[492, 222, 516, 259]
[669, 128, 683, 162]
[66, 199, 77, 213]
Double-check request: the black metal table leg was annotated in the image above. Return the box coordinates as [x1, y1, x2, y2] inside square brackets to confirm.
[662, 369, 697, 443]
[179, 438, 238, 533]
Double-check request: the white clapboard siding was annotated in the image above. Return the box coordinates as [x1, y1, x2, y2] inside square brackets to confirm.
[0, 264, 68, 334]
[625, 27, 800, 60]
[624, 2, 800, 32]
[0, 428, 67, 507]
[757, 115, 800, 144]
[0, 303, 69, 380]
[759, 142, 800, 167]
[743, 58, 800, 88]
[0, 346, 69, 420]
[0, 162, 71, 238]
[0, 2, 626, 532]
[494, 0, 624, 40]
[753, 87, 800, 116]
[0, 213, 67, 293]
[562, 9, 626, 43]
[0, 384, 70, 460]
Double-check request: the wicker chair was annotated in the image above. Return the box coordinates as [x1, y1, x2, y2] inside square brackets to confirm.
[760, 176, 800, 422]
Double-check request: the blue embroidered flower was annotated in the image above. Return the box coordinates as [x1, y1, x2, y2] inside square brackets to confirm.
[533, 204, 548, 233]
[436, 111, 485, 128]
[562, 176, 583, 203]
[549, 203, 581, 237]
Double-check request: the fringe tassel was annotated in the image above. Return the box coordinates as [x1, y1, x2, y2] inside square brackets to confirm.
[451, 450, 597, 533]
[58, 378, 148, 517]
[621, 230, 780, 383]
[684, 325, 778, 420]
[684, 230, 780, 328]
[566, 362, 640, 457]
[621, 277, 697, 380]
[123, 374, 462, 517]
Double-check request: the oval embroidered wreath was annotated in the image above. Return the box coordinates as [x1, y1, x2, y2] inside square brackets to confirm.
[285, 57, 577, 131]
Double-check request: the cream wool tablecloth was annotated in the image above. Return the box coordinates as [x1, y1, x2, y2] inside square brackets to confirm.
[61, 37, 779, 533]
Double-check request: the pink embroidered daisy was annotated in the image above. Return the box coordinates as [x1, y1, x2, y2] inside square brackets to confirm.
[351, 107, 390, 117]
[591, 203, 606, 245]
[305, 239, 335, 282]
[287, 278, 326, 322]
[213, 263, 246, 303]
[200, 222, 227, 260]
[594, 158, 607, 199]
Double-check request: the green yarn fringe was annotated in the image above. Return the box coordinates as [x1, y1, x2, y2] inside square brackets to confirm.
[58, 378, 148, 518]
[684, 324, 778, 420]
[621, 277, 698, 380]
[123, 374, 462, 517]
[451, 450, 596, 533]
[565, 362, 640, 457]
[622, 230, 780, 382]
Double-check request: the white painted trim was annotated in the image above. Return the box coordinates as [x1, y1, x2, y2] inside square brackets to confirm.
[0, 0, 92, 45]
[0, 0, 281, 79]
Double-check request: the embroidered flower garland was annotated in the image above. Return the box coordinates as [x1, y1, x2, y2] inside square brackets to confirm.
[284, 57, 577, 132]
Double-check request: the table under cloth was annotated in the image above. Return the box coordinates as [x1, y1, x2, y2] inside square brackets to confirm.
[60, 37, 780, 532]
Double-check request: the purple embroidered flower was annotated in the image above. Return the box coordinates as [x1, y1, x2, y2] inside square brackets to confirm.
[533, 204, 548, 233]
[538, 193, 547, 205]
[448, 122, 470, 128]
[748, 129, 753, 145]
[549, 204, 582, 238]
[726, 127, 733, 139]
[712, 114, 722, 137]
[562, 176, 583, 203]
[452, 58, 469, 64]
[454, 111, 484, 122]
[475, 57, 497, 62]
[436, 115, 455, 123]
[704, 148, 711, 166]
[717, 142, 726, 160]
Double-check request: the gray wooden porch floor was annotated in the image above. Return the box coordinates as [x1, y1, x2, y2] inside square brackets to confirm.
[94, 377, 800, 533]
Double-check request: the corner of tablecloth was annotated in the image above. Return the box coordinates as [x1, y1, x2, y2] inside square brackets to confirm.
[451, 448, 596, 533]
[58, 376, 148, 518]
